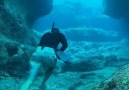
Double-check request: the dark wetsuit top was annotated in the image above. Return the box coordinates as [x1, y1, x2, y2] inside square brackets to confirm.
[38, 32, 68, 52]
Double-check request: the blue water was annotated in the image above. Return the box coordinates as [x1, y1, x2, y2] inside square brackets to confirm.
[31, 1, 129, 90]
[19, 0, 129, 90]
[1, 0, 129, 90]
[33, 0, 123, 33]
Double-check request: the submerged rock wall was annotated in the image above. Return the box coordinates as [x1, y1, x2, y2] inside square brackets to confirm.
[0, 0, 53, 44]
[104, 0, 129, 19]
[19, 0, 53, 27]
[0, 0, 53, 77]
[104, 0, 129, 39]
[93, 64, 129, 90]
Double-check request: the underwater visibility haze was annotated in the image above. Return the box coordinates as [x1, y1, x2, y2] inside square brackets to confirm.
[0, 0, 129, 90]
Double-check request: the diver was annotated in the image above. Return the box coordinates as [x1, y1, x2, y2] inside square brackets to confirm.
[20, 25, 68, 90]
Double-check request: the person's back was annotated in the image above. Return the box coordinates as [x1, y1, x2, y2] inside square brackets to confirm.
[38, 28, 68, 52]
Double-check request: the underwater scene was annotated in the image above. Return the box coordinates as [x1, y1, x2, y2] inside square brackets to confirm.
[0, 0, 129, 90]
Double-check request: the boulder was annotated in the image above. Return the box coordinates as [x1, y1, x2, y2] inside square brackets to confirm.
[93, 64, 129, 90]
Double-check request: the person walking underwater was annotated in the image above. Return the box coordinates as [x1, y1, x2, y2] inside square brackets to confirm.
[20, 23, 68, 90]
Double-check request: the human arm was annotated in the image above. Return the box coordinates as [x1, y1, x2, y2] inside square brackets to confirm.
[60, 34, 68, 52]
[56, 34, 72, 64]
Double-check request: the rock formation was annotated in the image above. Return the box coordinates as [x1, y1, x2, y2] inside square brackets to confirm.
[104, 0, 129, 19]
[0, 0, 53, 77]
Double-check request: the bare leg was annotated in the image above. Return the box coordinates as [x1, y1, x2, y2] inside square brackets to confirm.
[39, 67, 54, 90]
[20, 61, 41, 90]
